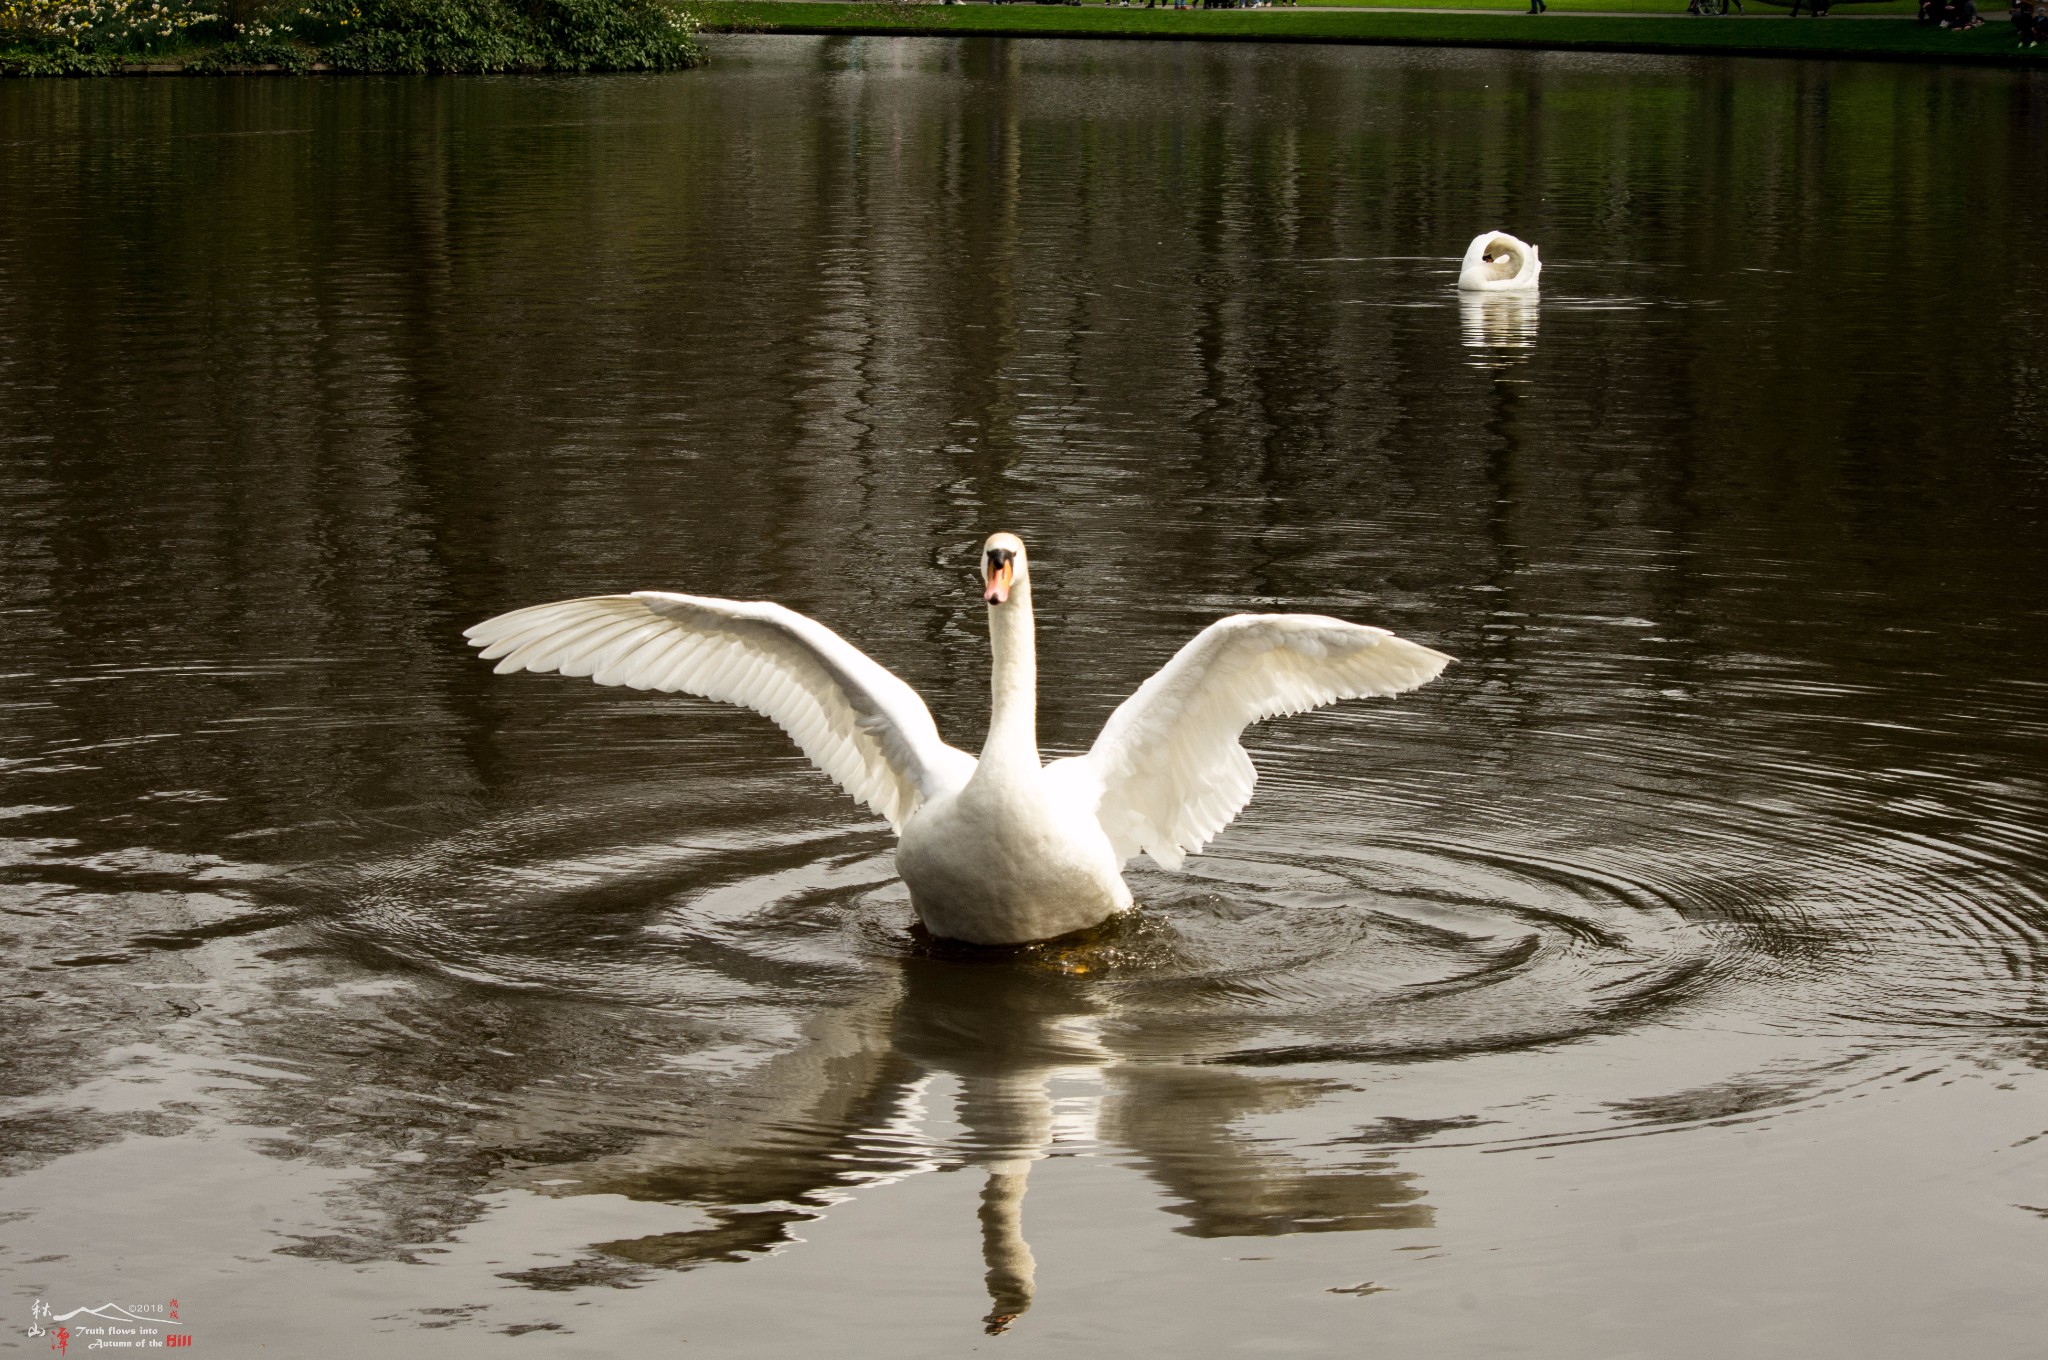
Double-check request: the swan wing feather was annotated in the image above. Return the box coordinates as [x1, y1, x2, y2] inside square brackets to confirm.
[465, 592, 972, 830]
[1062, 614, 1451, 870]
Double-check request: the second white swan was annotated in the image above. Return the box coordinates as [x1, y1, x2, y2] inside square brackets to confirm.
[466, 534, 1452, 945]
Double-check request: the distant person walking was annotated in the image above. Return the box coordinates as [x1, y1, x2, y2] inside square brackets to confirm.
[1528, 0, 1546, 14]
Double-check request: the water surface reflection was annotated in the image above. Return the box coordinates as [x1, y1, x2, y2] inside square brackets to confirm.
[0, 33, 2045, 1358]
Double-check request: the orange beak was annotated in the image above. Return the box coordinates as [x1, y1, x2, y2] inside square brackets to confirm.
[984, 559, 1013, 606]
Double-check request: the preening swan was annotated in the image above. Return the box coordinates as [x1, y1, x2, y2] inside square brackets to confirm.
[1458, 231, 1542, 292]
[465, 534, 1452, 946]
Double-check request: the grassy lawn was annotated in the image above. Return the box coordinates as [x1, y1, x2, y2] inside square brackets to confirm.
[696, 0, 2039, 61]
[1290, 0, 1920, 13]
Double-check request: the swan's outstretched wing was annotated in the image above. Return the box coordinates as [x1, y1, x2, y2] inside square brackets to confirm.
[465, 593, 974, 830]
[1053, 615, 1451, 871]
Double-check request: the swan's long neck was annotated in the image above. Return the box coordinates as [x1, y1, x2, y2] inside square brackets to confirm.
[982, 573, 1038, 770]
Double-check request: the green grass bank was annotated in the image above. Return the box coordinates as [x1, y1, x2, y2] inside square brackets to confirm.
[1285, 0, 1918, 14]
[696, 0, 2045, 66]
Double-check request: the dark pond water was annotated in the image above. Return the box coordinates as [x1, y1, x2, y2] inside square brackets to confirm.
[3, 34, 2047, 1357]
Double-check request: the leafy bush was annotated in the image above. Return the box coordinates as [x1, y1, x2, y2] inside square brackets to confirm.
[306, 0, 699, 71]
[187, 29, 317, 64]
[2, 0, 220, 51]
[0, 40, 117, 67]
[527, 0, 700, 69]
[2, 0, 701, 70]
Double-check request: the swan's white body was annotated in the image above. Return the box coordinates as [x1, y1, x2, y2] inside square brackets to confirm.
[466, 535, 1452, 945]
[1458, 231, 1542, 292]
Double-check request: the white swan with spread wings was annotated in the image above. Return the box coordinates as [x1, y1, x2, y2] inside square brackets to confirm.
[465, 534, 1452, 945]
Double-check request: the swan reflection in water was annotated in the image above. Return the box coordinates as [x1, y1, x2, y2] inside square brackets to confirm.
[481, 932, 1432, 1332]
[1459, 291, 1541, 356]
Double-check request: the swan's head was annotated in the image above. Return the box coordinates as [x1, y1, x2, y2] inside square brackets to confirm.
[981, 532, 1026, 606]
